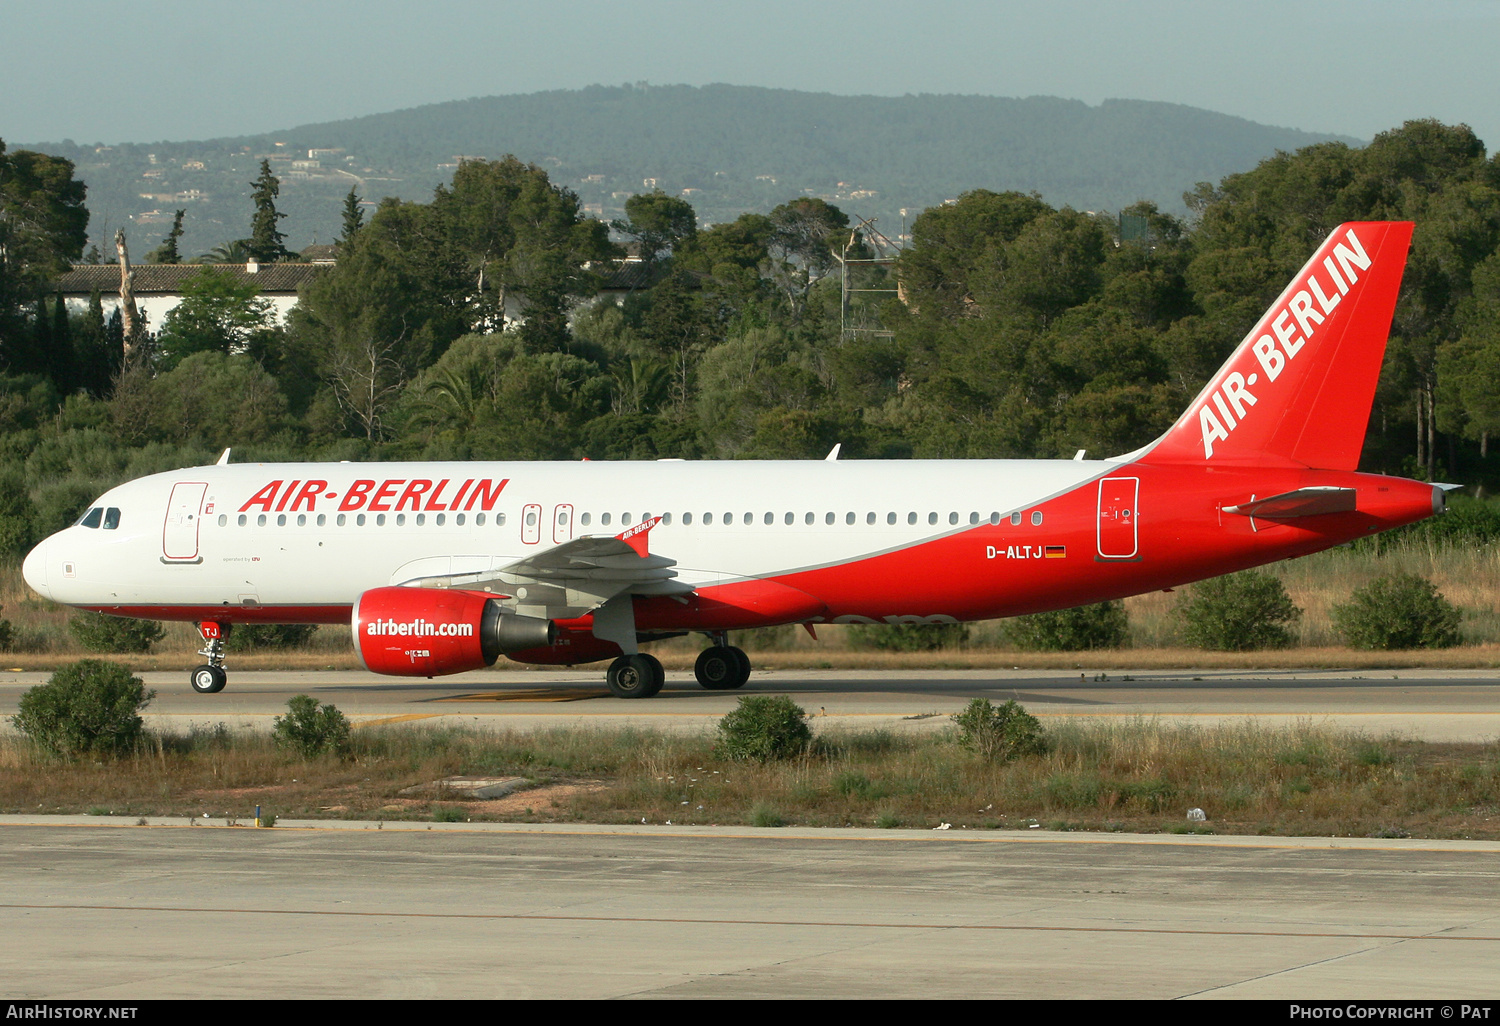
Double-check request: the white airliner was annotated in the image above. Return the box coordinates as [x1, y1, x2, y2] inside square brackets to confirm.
[23, 222, 1443, 697]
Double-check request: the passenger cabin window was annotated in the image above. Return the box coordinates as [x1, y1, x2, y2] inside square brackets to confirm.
[1032, 511, 1044, 526]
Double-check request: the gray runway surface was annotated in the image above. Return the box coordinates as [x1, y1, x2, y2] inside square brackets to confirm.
[3, 667, 1498, 740]
[5, 669, 1500, 999]
[3, 819, 1499, 1000]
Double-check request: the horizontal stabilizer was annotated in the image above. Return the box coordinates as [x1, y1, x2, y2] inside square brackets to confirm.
[1224, 487, 1356, 518]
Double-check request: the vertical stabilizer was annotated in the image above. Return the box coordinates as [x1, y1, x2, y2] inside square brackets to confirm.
[1139, 222, 1413, 470]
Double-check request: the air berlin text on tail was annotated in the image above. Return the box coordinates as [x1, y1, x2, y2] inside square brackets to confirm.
[1198, 227, 1372, 459]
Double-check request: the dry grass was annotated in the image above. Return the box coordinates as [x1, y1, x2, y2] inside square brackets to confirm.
[5, 718, 1498, 839]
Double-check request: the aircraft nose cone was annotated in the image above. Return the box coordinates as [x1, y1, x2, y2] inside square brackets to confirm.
[22, 537, 50, 599]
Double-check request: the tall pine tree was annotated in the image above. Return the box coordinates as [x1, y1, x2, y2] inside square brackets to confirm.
[338, 187, 364, 247]
[247, 161, 288, 262]
[49, 291, 73, 393]
[147, 210, 186, 263]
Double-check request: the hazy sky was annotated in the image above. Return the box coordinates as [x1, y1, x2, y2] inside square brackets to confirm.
[4, 0, 1496, 150]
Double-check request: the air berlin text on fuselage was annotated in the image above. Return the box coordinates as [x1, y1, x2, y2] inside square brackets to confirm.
[237, 478, 509, 514]
[1198, 227, 1373, 459]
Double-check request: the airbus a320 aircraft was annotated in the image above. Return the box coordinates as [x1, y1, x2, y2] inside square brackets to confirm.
[23, 222, 1443, 697]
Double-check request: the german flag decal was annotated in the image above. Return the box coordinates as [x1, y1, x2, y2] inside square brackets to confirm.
[1044, 545, 1067, 558]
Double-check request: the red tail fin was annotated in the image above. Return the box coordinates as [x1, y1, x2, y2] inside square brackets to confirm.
[1140, 222, 1413, 470]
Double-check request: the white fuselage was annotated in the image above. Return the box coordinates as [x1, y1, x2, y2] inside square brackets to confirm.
[24, 458, 1112, 621]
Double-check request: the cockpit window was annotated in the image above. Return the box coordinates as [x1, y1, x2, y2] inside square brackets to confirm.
[102, 507, 121, 530]
[78, 507, 103, 529]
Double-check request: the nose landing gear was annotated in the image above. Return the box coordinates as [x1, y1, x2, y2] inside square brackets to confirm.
[190, 621, 228, 694]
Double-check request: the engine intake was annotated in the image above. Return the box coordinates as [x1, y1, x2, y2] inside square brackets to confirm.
[353, 586, 555, 677]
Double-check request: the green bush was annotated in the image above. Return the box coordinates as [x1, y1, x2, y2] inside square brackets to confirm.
[12, 660, 155, 757]
[1175, 571, 1301, 650]
[1003, 601, 1129, 650]
[271, 694, 351, 758]
[716, 694, 811, 761]
[1332, 573, 1462, 650]
[951, 698, 1047, 762]
[0, 469, 37, 560]
[68, 611, 165, 654]
[748, 803, 786, 827]
[225, 623, 319, 652]
[846, 621, 970, 652]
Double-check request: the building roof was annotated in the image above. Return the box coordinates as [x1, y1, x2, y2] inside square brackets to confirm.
[596, 260, 658, 292]
[54, 263, 327, 296]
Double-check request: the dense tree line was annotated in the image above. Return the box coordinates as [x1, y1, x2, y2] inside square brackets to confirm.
[0, 120, 1497, 563]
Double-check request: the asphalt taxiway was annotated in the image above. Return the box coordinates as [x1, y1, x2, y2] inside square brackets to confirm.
[4, 668, 1500, 998]
[3, 666, 1497, 741]
[3, 818, 1498, 999]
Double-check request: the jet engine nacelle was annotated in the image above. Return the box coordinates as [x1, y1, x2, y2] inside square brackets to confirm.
[352, 586, 555, 677]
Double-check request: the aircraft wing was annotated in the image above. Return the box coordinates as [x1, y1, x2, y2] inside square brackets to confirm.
[497, 533, 689, 596]
[1223, 487, 1357, 518]
[393, 516, 692, 616]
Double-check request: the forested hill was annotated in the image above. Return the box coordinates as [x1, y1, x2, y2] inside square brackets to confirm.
[26, 85, 1354, 259]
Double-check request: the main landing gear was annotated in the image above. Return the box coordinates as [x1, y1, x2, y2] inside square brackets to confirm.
[191, 621, 228, 694]
[606, 652, 665, 699]
[694, 636, 750, 691]
[604, 636, 752, 698]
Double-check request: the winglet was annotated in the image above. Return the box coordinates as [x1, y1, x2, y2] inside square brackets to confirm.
[216, 448, 231, 466]
[825, 443, 841, 461]
[616, 515, 662, 557]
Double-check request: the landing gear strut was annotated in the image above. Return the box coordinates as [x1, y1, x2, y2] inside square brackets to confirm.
[606, 652, 664, 699]
[695, 635, 751, 690]
[191, 621, 228, 694]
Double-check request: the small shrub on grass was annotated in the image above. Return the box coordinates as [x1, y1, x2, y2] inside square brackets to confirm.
[225, 624, 319, 652]
[1331, 573, 1462, 650]
[68, 611, 165, 654]
[1003, 601, 1129, 651]
[951, 698, 1047, 761]
[271, 694, 351, 758]
[846, 622, 970, 652]
[1175, 571, 1301, 650]
[749, 803, 786, 827]
[715, 695, 811, 761]
[12, 659, 155, 757]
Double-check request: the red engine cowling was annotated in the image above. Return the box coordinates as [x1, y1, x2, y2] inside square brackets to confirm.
[352, 587, 555, 677]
